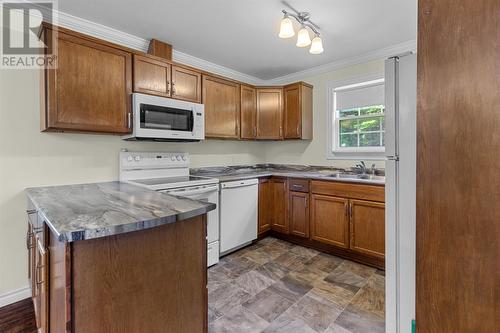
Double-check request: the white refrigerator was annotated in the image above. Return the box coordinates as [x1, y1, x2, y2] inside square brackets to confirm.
[384, 53, 417, 333]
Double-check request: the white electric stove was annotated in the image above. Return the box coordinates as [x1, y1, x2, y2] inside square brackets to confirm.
[119, 151, 220, 266]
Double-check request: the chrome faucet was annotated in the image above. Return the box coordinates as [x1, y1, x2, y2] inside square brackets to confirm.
[355, 161, 377, 175]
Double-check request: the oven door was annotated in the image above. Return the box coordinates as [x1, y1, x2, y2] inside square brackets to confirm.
[130, 93, 204, 141]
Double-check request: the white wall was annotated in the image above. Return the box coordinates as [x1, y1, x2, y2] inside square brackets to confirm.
[0, 60, 385, 299]
[263, 59, 386, 169]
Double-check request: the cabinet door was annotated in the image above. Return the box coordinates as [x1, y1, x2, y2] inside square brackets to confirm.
[240, 85, 257, 139]
[256, 88, 283, 139]
[289, 191, 309, 238]
[44, 29, 132, 133]
[171, 65, 201, 102]
[349, 199, 385, 258]
[258, 179, 273, 234]
[202, 75, 240, 138]
[310, 194, 349, 248]
[133, 54, 171, 97]
[34, 238, 48, 333]
[271, 179, 289, 234]
[283, 84, 301, 139]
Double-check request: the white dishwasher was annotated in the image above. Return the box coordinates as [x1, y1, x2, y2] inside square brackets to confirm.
[219, 178, 258, 255]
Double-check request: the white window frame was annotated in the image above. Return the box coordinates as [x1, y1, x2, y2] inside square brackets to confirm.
[326, 73, 386, 160]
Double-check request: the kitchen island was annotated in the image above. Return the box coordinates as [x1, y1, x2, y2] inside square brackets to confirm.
[25, 181, 215, 333]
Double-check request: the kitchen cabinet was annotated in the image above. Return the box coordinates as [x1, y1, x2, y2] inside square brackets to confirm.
[240, 85, 257, 139]
[310, 194, 350, 248]
[133, 55, 202, 103]
[258, 179, 272, 234]
[133, 54, 171, 97]
[202, 75, 241, 139]
[289, 191, 309, 238]
[26, 202, 208, 333]
[40, 24, 132, 134]
[271, 178, 289, 234]
[257, 178, 288, 235]
[283, 82, 313, 139]
[349, 199, 385, 258]
[171, 65, 202, 103]
[256, 88, 283, 139]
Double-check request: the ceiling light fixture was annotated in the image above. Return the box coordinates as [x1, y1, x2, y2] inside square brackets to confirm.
[278, 9, 323, 54]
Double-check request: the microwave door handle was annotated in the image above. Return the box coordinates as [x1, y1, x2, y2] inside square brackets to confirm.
[190, 109, 195, 131]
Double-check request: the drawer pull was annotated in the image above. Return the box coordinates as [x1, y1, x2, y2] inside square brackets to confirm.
[26, 209, 37, 215]
[292, 184, 304, 190]
[35, 263, 44, 285]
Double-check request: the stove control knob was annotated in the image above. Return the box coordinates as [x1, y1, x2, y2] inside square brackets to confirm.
[182, 156, 187, 161]
[134, 156, 141, 162]
[127, 156, 133, 162]
[176, 155, 182, 161]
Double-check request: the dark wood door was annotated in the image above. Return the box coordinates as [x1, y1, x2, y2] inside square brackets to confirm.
[416, 0, 499, 331]
[133, 54, 171, 97]
[258, 179, 272, 234]
[44, 29, 132, 133]
[256, 88, 283, 139]
[271, 179, 288, 234]
[349, 199, 385, 259]
[283, 83, 301, 139]
[289, 191, 309, 238]
[240, 85, 257, 139]
[202, 75, 240, 138]
[171, 65, 201, 103]
[310, 194, 349, 248]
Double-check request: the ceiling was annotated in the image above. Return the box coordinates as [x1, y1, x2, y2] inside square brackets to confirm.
[58, 0, 416, 80]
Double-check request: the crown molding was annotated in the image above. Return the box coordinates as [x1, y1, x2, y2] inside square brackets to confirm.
[265, 39, 417, 85]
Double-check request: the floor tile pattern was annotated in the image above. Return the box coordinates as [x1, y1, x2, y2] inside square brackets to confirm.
[208, 237, 385, 333]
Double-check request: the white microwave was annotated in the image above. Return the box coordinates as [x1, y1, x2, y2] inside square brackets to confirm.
[123, 93, 205, 141]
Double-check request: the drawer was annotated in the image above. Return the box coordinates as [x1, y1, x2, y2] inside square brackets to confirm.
[311, 180, 385, 202]
[288, 178, 310, 193]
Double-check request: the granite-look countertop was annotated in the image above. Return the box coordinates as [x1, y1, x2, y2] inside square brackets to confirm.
[191, 164, 386, 185]
[26, 181, 216, 242]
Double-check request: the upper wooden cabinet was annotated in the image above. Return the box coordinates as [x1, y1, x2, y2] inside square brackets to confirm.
[133, 54, 171, 97]
[171, 65, 202, 103]
[240, 85, 257, 139]
[41, 25, 132, 134]
[256, 88, 283, 139]
[133, 55, 202, 103]
[349, 199, 385, 259]
[202, 75, 241, 139]
[283, 82, 313, 139]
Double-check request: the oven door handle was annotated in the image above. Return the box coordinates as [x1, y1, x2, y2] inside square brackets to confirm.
[162, 185, 219, 197]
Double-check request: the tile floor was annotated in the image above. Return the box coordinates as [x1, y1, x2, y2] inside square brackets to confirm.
[208, 237, 385, 333]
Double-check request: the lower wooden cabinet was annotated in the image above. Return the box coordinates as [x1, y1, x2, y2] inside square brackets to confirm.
[310, 194, 350, 248]
[258, 179, 272, 234]
[349, 199, 385, 258]
[271, 178, 289, 234]
[289, 191, 309, 238]
[258, 178, 289, 235]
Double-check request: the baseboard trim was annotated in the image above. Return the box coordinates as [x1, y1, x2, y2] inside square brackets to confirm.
[0, 287, 31, 307]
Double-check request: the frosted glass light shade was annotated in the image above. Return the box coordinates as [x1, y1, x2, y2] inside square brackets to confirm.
[296, 27, 311, 47]
[279, 17, 295, 38]
[309, 35, 324, 54]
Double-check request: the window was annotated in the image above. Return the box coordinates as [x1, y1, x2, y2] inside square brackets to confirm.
[327, 76, 385, 158]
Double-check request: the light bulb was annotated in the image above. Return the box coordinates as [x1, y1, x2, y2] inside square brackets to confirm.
[296, 27, 311, 47]
[279, 16, 295, 39]
[309, 35, 324, 54]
